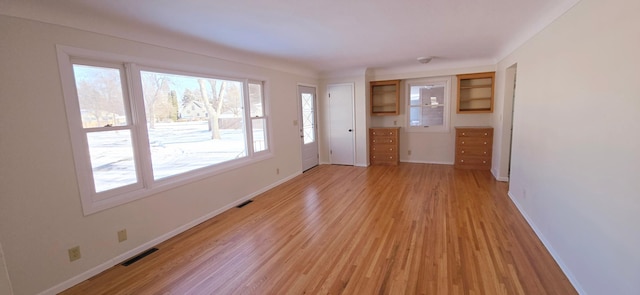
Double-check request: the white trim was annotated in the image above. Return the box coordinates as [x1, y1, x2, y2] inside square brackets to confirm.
[400, 160, 454, 165]
[327, 82, 356, 166]
[37, 171, 301, 295]
[297, 84, 319, 171]
[491, 168, 509, 182]
[507, 192, 586, 295]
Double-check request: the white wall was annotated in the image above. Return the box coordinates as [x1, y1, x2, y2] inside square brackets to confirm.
[0, 15, 317, 295]
[0, 243, 13, 295]
[494, 0, 640, 293]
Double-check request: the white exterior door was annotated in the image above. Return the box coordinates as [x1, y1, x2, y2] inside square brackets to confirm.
[328, 83, 355, 165]
[298, 85, 319, 171]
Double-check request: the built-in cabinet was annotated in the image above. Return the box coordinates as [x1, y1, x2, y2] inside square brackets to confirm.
[370, 80, 400, 115]
[369, 127, 399, 165]
[454, 127, 493, 170]
[456, 72, 495, 113]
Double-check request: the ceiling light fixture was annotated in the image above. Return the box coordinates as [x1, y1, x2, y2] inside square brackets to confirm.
[417, 56, 433, 64]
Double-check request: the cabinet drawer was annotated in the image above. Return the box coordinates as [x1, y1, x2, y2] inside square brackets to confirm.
[371, 144, 397, 153]
[371, 137, 397, 144]
[456, 137, 491, 146]
[370, 129, 398, 137]
[455, 156, 491, 168]
[371, 154, 398, 165]
[456, 129, 493, 138]
[456, 146, 491, 157]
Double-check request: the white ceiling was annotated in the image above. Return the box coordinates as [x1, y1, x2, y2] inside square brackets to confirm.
[1, 0, 580, 73]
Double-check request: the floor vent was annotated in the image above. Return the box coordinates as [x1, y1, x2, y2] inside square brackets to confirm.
[121, 247, 158, 266]
[236, 200, 253, 208]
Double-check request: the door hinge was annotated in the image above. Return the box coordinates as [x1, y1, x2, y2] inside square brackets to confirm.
[330, 150, 332, 155]
[328, 93, 331, 98]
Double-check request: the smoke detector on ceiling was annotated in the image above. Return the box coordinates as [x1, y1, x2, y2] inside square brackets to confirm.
[417, 56, 433, 64]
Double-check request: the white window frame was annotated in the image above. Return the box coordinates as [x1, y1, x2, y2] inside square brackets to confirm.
[405, 76, 451, 133]
[57, 45, 273, 215]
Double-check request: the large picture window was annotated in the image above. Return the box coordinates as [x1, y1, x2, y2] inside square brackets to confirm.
[58, 46, 271, 214]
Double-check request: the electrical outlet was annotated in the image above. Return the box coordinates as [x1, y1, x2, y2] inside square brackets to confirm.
[408, 150, 412, 156]
[118, 229, 127, 242]
[276, 168, 280, 175]
[68, 246, 81, 262]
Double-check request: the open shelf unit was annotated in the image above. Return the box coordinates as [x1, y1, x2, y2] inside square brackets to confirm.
[370, 80, 400, 115]
[456, 72, 495, 113]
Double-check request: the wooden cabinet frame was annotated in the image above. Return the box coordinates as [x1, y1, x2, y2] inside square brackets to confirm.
[456, 72, 495, 113]
[370, 80, 400, 115]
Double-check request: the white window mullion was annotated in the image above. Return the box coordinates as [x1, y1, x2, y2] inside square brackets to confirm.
[126, 63, 155, 188]
[243, 80, 255, 157]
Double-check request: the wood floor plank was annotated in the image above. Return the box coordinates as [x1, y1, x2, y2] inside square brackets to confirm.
[60, 164, 576, 295]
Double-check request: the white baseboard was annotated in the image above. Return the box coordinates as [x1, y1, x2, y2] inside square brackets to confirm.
[507, 192, 586, 295]
[400, 160, 454, 165]
[39, 172, 301, 295]
[491, 168, 509, 182]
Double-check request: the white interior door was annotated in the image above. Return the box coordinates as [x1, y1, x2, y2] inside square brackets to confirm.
[298, 85, 319, 171]
[328, 83, 355, 165]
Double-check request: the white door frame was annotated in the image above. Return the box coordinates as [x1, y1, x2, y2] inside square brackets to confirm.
[327, 82, 356, 165]
[297, 83, 319, 171]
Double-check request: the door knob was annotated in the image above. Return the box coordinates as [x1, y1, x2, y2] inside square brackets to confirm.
[348, 129, 353, 132]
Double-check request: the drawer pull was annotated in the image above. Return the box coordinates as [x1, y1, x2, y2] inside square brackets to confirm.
[483, 161, 486, 164]
[373, 132, 376, 135]
[484, 142, 487, 145]
[373, 140, 376, 143]
[460, 160, 464, 163]
[484, 133, 488, 136]
[389, 156, 393, 159]
[462, 132, 466, 135]
[389, 148, 393, 151]
[461, 150, 465, 154]
[390, 140, 393, 143]
[462, 141, 465, 144]
[373, 156, 376, 159]
[484, 151, 487, 154]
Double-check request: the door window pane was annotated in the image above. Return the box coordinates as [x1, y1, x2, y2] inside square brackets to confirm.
[301, 93, 315, 144]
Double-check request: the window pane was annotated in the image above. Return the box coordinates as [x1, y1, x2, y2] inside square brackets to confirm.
[248, 83, 263, 117]
[409, 86, 422, 106]
[301, 93, 315, 144]
[86, 130, 138, 192]
[140, 71, 247, 180]
[73, 65, 128, 128]
[252, 118, 268, 152]
[409, 82, 446, 128]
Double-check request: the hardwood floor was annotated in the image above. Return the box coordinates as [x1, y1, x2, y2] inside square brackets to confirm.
[61, 164, 576, 295]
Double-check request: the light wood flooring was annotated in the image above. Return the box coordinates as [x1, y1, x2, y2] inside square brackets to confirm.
[61, 163, 576, 294]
